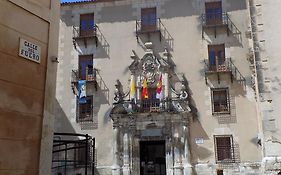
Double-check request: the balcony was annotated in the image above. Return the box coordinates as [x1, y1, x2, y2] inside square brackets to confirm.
[72, 25, 98, 48]
[201, 12, 241, 38]
[71, 67, 97, 83]
[204, 57, 246, 86]
[136, 18, 162, 42]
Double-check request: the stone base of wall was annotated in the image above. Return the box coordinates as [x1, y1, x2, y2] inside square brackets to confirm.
[262, 157, 281, 175]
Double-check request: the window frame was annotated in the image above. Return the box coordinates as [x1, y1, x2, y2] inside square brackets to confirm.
[205, 1, 223, 26]
[208, 44, 226, 72]
[77, 95, 93, 122]
[214, 135, 235, 163]
[211, 88, 230, 115]
[79, 13, 96, 37]
[141, 7, 157, 32]
[78, 54, 94, 81]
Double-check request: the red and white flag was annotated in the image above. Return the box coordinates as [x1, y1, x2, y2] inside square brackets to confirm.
[156, 74, 163, 99]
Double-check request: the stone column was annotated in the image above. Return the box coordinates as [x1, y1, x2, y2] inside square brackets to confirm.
[173, 122, 183, 175]
[182, 125, 192, 175]
[166, 136, 173, 175]
[123, 131, 130, 175]
[112, 127, 121, 175]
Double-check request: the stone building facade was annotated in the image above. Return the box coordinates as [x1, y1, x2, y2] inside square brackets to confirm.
[54, 0, 280, 174]
[0, 0, 59, 175]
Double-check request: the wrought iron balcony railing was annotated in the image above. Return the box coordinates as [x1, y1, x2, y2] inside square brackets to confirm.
[136, 18, 161, 34]
[71, 67, 97, 83]
[204, 57, 246, 86]
[73, 25, 97, 39]
[204, 57, 231, 73]
[201, 12, 241, 38]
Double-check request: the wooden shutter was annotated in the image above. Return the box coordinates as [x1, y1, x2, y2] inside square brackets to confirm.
[80, 13, 95, 37]
[79, 55, 93, 80]
[141, 7, 157, 31]
[205, 1, 222, 25]
[208, 44, 225, 71]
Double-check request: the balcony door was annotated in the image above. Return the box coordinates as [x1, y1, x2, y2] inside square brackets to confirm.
[205, 1, 222, 25]
[79, 55, 93, 80]
[141, 7, 157, 32]
[140, 140, 166, 175]
[208, 44, 225, 71]
[80, 13, 95, 37]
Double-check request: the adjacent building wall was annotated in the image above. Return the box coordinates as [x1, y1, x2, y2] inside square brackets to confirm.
[250, 0, 281, 174]
[57, 0, 262, 174]
[0, 0, 59, 175]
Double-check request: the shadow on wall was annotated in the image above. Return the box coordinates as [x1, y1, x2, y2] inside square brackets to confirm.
[54, 98, 77, 133]
[61, 0, 248, 26]
[190, 119, 212, 162]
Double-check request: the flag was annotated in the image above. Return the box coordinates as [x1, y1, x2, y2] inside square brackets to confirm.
[130, 76, 136, 100]
[78, 80, 87, 104]
[142, 78, 148, 99]
[156, 74, 163, 99]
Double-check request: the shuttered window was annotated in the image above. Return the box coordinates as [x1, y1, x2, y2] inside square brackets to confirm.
[141, 7, 157, 31]
[205, 1, 222, 25]
[208, 44, 226, 71]
[80, 13, 95, 37]
[79, 55, 94, 80]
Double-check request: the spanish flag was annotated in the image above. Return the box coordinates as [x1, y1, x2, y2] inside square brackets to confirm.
[156, 74, 163, 99]
[142, 78, 148, 99]
[130, 76, 136, 99]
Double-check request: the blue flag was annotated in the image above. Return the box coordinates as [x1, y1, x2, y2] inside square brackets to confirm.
[78, 80, 86, 104]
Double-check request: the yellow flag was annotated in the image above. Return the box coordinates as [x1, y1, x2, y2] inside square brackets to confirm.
[130, 77, 135, 99]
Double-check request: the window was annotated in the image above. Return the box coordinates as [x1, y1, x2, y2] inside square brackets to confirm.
[141, 7, 157, 32]
[79, 55, 95, 81]
[214, 135, 234, 163]
[205, 1, 222, 25]
[211, 88, 230, 114]
[80, 13, 96, 37]
[208, 44, 226, 72]
[217, 169, 223, 175]
[141, 88, 160, 112]
[78, 96, 93, 122]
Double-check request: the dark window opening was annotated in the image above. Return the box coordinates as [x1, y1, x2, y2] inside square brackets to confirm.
[140, 140, 166, 175]
[205, 1, 223, 25]
[214, 135, 234, 162]
[78, 96, 93, 122]
[208, 44, 226, 72]
[141, 7, 157, 32]
[217, 169, 224, 175]
[211, 88, 230, 114]
[80, 13, 96, 37]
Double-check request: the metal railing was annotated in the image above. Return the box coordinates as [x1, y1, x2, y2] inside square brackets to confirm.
[215, 145, 236, 163]
[204, 57, 232, 73]
[73, 25, 97, 39]
[204, 57, 246, 85]
[52, 133, 95, 175]
[71, 67, 97, 83]
[136, 18, 161, 33]
[201, 12, 241, 35]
